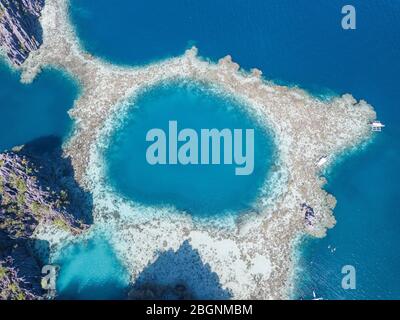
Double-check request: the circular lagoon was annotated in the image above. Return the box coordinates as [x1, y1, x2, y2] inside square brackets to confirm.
[105, 82, 275, 217]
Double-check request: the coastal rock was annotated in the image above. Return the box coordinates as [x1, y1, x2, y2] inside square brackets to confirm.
[0, 0, 44, 66]
[0, 255, 39, 300]
[301, 203, 316, 227]
[0, 233, 46, 300]
[0, 151, 87, 238]
[0, 143, 90, 300]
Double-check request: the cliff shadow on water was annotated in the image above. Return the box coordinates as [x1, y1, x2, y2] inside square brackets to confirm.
[55, 239, 232, 300]
[129, 240, 232, 300]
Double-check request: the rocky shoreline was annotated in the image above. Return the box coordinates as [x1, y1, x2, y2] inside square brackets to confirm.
[0, 141, 89, 299]
[0, 0, 44, 66]
[0, 254, 39, 300]
[0, 151, 86, 237]
[0, 0, 377, 299]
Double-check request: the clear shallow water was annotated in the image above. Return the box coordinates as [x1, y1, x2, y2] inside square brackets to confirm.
[71, 0, 400, 298]
[105, 82, 274, 217]
[0, 61, 78, 151]
[54, 235, 129, 300]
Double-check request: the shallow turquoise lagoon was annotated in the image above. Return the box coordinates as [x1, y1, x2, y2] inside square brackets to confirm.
[105, 82, 275, 217]
[0, 61, 78, 151]
[55, 235, 129, 300]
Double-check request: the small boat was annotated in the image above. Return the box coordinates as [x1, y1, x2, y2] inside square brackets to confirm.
[312, 290, 323, 300]
[316, 156, 328, 167]
[370, 121, 385, 132]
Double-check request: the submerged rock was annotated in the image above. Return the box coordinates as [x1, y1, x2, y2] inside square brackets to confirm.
[301, 203, 315, 226]
[0, 0, 44, 66]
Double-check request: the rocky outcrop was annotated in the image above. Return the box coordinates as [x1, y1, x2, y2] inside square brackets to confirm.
[0, 234, 46, 300]
[0, 138, 91, 300]
[0, 151, 87, 238]
[0, 256, 38, 300]
[0, 0, 44, 66]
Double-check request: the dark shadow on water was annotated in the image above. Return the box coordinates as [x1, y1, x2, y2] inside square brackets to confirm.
[57, 279, 128, 300]
[0, 231, 50, 297]
[129, 240, 232, 300]
[19, 135, 93, 224]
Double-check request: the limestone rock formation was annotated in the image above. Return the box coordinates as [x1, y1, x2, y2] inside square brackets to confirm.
[0, 151, 87, 238]
[0, 142, 90, 300]
[0, 0, 44, 66]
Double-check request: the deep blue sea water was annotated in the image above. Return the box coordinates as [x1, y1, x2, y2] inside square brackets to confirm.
[70, 0, 400, 299]
[0, 61, 78, 151]
[105, 82, 274, 216]
[296, 132, 400, 299]
[54, 235, 129, 300]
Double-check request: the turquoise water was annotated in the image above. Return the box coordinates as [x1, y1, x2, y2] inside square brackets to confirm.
[0, 61, 78, 151]
[106, 82, 274, 216]
[70, 0, 400, 299]
[55, 235, 129, 300]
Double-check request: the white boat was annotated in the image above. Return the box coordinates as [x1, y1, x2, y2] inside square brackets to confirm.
[316, 156, 328, 167]
[312, 290, 323, 300]
[370, 121, 385, 132]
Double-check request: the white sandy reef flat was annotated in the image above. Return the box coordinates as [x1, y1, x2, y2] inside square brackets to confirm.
[20, 0, 376, 299]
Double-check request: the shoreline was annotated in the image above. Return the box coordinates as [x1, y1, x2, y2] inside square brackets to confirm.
[16, 0, 376, 299]
[289, 133, 379, 299]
